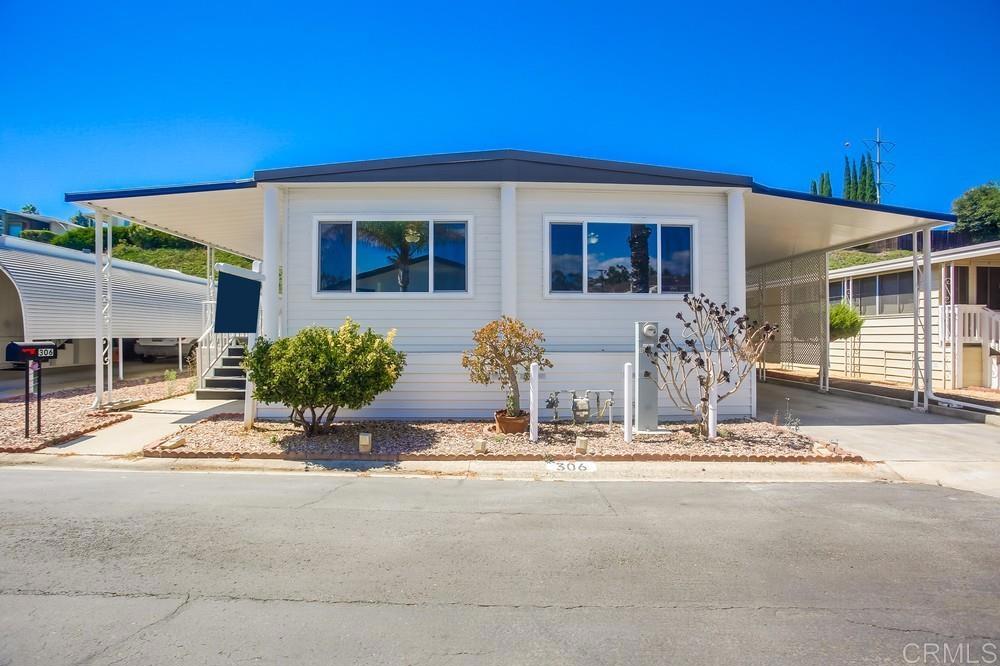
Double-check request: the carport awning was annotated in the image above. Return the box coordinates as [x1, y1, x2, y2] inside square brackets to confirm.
[0, 235, 207, 340]
[66, 180, 263, 259]
[746, 185, 955, 267]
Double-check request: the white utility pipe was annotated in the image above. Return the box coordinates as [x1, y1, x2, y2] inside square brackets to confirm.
[118, 338, 123, 381]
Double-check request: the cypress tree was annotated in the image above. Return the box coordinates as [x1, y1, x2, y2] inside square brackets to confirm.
[823, 172, 833, 196]
[843, 156, 852, 199]
[851, 160, 860, 201]
[810, 180, 818, 195]
[859, 157, 868, 202]
[866, 153, 879, 202]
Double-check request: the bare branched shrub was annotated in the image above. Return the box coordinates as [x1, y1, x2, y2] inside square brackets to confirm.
[643, 294, 777, 438]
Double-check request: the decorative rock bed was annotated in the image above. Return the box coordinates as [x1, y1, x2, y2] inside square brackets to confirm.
[0, 371, 196, 453]
[145, 413, 863, 462]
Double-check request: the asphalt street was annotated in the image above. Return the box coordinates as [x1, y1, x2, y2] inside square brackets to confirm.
[0, 469, 998, 665]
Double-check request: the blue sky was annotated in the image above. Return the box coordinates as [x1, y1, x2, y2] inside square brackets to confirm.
[1, 0, 997, 219]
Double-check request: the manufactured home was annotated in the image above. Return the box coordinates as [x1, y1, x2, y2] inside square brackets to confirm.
[65, 150, 954, 418]
[829, 233, 1000, 391]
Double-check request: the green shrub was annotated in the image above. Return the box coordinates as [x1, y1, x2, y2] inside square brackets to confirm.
[829, 301, 863, 341]
[19, 229, 56, 244]
[127, 225, 197, 250]
[50, 227, 100, 251]
[243, 321, 406, 436]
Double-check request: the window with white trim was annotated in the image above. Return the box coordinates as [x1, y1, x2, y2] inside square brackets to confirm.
[317, 219, 468, 294]
[548, 219, 693, 295]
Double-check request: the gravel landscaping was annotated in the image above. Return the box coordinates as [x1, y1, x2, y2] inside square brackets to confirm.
[0, 371, 196, 452]
[148, 413, 857, 461]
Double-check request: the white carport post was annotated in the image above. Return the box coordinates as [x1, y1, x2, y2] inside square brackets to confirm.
[261, 184, 281, 340]
[911, 231, 919, 409]
[106, 222, 113, 395]
[92, 211, 106, 408]
[921, 227, 933, 410]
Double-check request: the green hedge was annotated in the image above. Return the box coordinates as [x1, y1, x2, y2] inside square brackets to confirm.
[19, 229, 56, 244]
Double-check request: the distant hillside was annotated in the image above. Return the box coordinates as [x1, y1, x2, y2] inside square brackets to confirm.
[113, 246, 251, 277]
[20, 224, 252, 278]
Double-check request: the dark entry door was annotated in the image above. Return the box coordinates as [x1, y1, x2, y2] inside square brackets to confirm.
[976, 267, 1000, 310]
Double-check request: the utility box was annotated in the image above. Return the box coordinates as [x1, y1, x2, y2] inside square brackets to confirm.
[634, 322, 659, 432]
[5, 341, 57, 364]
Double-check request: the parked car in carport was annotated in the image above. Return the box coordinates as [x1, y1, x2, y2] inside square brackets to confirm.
[134, 338, 196, 363]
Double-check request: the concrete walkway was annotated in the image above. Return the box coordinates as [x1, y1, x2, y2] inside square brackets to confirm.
[760, 381, 1000, 497]
[39, 395, 240, 456]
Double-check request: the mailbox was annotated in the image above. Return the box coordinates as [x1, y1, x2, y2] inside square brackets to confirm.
[5, 341, 58, 364]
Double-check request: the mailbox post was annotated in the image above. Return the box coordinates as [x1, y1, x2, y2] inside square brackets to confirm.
[5, 342, 57, 438]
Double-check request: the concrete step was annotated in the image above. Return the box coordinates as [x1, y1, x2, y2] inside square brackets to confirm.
[205, 377, 246, 390]
[195, 388, 246, 400]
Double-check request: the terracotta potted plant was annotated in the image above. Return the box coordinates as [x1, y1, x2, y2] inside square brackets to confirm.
[461, 316, 553, 434]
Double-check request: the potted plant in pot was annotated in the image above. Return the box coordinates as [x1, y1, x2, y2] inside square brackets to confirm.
[461, 316, 553, 434]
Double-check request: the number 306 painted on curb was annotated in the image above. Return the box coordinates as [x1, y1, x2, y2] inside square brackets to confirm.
[545, 461, 597, 472]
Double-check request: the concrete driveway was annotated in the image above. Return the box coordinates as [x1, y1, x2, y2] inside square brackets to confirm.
[759, 381, 1000, 497]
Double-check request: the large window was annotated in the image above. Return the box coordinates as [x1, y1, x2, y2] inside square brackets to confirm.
[317, 219, 469, 294]
[548, 219, 693, 295]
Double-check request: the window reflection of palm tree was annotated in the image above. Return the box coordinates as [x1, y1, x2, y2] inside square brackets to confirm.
[627, 224, 651, 293]
[357, 222, 427, 292]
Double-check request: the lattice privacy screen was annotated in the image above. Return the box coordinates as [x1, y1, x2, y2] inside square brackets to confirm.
[746, 252, 828, 376]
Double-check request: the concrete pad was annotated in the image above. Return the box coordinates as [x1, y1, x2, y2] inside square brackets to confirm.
[760, 381, 1000, 497]
[38, 396, 240, 456]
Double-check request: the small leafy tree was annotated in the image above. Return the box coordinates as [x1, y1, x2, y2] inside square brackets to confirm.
[461, 316, 553, 417]
[243, 321, 406, 436]
[644, 294, 777, 438]
[829, 301, 863, 341]
[20, 203, 38, 214]
[953, 182, 1000, 242]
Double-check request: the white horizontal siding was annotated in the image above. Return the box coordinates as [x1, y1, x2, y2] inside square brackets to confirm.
[257, 351, 752, 420]
[281, 184, 739, 418]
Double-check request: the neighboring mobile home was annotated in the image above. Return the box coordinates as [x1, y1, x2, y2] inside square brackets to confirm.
[0, 234, 206, 370]
[65, 150, 954, 419]
[829, 233, 1000, 391]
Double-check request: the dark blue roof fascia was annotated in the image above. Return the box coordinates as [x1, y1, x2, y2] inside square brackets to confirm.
[65, 179, 256, 203]
[751, 183, 956, 223]
[253, 149, 754, 188]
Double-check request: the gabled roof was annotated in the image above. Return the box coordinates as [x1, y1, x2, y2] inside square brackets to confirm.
[251, 149, 754, 188]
